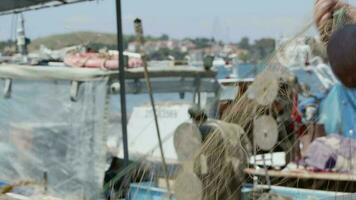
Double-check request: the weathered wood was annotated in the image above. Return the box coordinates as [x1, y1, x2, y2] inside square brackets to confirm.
[125, 66, 216, 79]
[244, 168, 356, 182]
[125, 78, 219, 94]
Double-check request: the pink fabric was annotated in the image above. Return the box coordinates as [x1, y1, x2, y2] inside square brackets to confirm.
[64, 53, 143, 69]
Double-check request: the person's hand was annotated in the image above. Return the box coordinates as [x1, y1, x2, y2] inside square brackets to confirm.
[314, 0, 345, 29]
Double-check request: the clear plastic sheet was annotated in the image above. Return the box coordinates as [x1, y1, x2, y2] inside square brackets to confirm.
[0, 79, 109, 199]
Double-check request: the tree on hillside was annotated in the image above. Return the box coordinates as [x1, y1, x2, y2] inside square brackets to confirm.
[0, 40, 15, 50]
[149, 47, 170, 60]
[238, 51, 251, 63]
[148, 47, 187, 60]
[250, 38, 276, 62]
[159, 34, 169, 41]
[238, 37, 251, 50]
[123, 35, 136, 49]
[191, 37, 212, 49]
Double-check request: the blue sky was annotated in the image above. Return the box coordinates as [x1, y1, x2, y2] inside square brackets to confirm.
[0, 0, 356, 42]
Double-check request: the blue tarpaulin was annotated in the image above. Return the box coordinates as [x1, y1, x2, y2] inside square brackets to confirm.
[319, 84, 356, 138]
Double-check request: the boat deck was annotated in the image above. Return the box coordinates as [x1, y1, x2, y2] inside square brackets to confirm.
[0, 64, 216, 80]
[245, 168, 356, 192]
[0, 64, 220, 94]
[245, 168, 356, 181]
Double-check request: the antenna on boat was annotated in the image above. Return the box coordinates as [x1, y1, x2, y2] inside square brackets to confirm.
[17, 13, 27, 56]
[16, 13, 29, 63]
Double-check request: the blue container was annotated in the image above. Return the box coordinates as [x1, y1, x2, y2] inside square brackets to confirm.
[129, 183, 174, 200]
[0, 181, 7, 187]
[130, 182, 348, 200]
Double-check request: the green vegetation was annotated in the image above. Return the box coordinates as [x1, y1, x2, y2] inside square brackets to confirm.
[0, 31, 278, 63]
[238, 51, 251, 63]
[149, 47, 187, 60]
[237, 37, 276, 63]
[189, 37, 214, 49]
[27, 32, 174, 50]
[28, 31, 118, 51]
[0, 40, 16, 55]
[237, 37, 251, 50]
[26, 32, 190, 60]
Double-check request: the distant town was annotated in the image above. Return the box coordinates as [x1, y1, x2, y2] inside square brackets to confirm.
[0, 31, 326, 64]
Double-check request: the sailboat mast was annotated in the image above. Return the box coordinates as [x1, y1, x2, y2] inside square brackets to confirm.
[115, 0, 129, 166]
[17, 13, 27, 56]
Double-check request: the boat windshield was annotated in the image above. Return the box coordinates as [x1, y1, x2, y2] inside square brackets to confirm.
[291, 68, 329, 94]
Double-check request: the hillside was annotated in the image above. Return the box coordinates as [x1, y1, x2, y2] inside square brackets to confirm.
[28, 31, 118, 51]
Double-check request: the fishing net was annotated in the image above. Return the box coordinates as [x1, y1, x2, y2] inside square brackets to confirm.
[168, 4, 356, 199]
[116, 19, 347, 200]
[0, 78, 109, 200]
[319, 6, 353, 45]
[0, 2, 353, 200]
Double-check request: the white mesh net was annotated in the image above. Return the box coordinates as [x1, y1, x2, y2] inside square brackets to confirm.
[0, 78, 109, 199]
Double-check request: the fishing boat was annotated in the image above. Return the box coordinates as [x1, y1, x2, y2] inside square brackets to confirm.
[0, 52, 355, 200]
[1, 1, 356, 200]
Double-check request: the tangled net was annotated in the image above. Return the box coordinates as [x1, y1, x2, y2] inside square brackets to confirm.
[319, 5, 353, 45]
[106, 5, 355, 200]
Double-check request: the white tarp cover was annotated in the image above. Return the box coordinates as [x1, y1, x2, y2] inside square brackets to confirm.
[122, 103, 191, 162]
[0, 65, 115, 81]
[0, 78, 109, 199]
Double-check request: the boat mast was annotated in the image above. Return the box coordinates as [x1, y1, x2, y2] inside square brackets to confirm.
[115, 0, 129, 166]
[17, 13, 28, 60]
